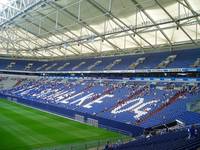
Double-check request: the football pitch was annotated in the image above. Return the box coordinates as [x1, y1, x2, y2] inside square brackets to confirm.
[0, 98, 125, 150]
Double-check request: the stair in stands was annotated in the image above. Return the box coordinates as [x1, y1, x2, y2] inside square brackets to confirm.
[157, 55, 177, 69]
[36, 63, 48, 71]
[24, 63, 33, 71]
[129, 57, 146, 69]
[72, 62, 86, 70]
[104, 59, 122, 70]
[45, 63, 57, 71]
[82, 85, 118, 106]
[62, 82, 96, 100]
[87, 60, 102, 70]
[99, 85, 149, 114]
[6, 62, 16, 70]
[191, 58, 200, 68]
[135, 88, 188, 125]
[57, 62, 70, 71]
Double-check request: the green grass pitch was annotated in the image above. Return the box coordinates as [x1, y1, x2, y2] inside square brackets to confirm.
[0, 98, 123, 150]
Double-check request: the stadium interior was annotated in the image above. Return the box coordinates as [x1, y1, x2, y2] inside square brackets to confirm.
[0, 0, 200, 150]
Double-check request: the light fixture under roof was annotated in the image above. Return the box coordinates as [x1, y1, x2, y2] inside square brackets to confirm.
[63, 43, 68, 49]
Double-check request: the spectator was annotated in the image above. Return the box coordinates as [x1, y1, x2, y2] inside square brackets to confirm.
[188, 126, 192, 139]
[193, 125, 199, 138]
[191, 125, 196, 138]
[104, 141, 109, 150]
[188, 125, 197, 139]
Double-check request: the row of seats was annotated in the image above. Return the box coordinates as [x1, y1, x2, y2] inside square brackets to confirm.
[0, 49, 200, 71]
[0, 77, 199, 128]
[111, 125, 200, 150]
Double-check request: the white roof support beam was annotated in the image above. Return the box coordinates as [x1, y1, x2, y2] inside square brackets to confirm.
[36, 9, 98, 54]
[155, 0, 197, 46]
[23, 17, 64, 45]
[1, 29, 28, 50]
[177, 0, 200, 25]
[14, 23, 57, 47]
[131, 0, 173, 47]
[49, 2, 123, 52]
[86, 0, 144, 49]
[0, 0, 44, 27]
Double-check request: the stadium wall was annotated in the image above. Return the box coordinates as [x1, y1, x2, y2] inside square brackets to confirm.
[0, 93, 144, 136]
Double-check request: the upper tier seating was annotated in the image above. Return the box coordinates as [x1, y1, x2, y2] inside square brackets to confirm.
[0, 49, 199, 71]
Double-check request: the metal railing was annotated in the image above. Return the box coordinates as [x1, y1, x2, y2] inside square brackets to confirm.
[34, 136, 132, 150]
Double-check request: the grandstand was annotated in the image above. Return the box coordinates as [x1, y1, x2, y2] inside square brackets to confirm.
[0, 0, 200, 150]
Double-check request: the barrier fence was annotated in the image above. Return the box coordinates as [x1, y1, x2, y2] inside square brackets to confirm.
[35, 136, 132, 150]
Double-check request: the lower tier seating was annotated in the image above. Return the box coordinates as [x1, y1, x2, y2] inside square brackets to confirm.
[0, 76, 199, 128]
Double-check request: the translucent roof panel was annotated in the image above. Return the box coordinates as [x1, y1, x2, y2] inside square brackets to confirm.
[0, 0, 199, 58]
[0, 0, 9, 11]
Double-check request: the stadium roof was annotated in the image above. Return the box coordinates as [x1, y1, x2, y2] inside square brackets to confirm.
[0, 0, 199, 58]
